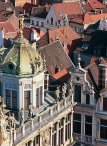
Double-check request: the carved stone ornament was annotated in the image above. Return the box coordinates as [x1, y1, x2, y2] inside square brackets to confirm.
[42, 129, 50, 146]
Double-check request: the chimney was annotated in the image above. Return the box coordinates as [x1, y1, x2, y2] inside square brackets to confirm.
[98, 64, 107, 89]
[31, 28, 37, 41]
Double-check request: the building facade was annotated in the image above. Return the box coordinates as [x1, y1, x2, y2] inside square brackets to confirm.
[0, 15, 76, 146]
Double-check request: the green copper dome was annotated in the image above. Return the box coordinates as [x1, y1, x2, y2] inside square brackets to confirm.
[0, 36, 45, 75]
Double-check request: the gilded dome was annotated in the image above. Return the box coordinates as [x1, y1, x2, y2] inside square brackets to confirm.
[0, 36, 46, 75]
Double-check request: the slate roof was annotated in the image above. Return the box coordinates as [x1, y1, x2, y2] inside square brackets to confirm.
[53, 2, 83, 20]
[0, 10, 13, 22]
[38, 41, 74, 76]
[32, 6, 50, 18]
[75, 21, 107, 57]
[37, 26, 81, 59]
[22, 2, 39, 12]
[0, 2, 13, 12]
[85, 57, 107, 92]
[16, 26, 45, 41]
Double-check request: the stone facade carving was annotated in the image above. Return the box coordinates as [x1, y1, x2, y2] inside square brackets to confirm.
[42, 129, 50, 146]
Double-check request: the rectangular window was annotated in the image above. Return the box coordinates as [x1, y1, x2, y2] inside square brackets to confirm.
[47, 20, 49, 24]
[36, 21, 39, 26]
[32, 20, 34, 25]
[74, 85, 81, 103]
[55, 22, 57, 26]
[40, 86, 42, 105]
[100, 119, 107, 139]
[85, 115, 92, 136]
[24, 91, 30, 110]
[6, 89, 11, 109]
[12, 90, 17, 110]
[73, 113, 81, 134]
[51, 18, 53, 25]
[103, 98, 107, 111]
[36, 88, 39, 107]
[86, 94, 90, 104]
[41, 22, 44, 27]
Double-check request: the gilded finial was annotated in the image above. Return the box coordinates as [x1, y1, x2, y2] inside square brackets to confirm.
[77, 53, 81, 68]
[0, 97, 6, 112]
[18, 14, 24, 38]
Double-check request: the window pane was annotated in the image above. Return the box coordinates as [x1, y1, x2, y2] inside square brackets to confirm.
[74, 113, 81, 121]
[86, 94, 90, 104]
[74, 85, 81, 103]
[100, 126, 107, 139]
[103, 98, 107, 111]
[101, 119, 107, 126]
[85, 115, 92, 123]
[73, 121, 81, 134]
[85, 123, 92, 136]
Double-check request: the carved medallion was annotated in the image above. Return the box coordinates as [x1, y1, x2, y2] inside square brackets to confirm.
[42, 129, 50, 146]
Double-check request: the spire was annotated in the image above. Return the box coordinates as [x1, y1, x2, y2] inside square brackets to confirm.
[77, 53, 81, 68]
[19, 14, 24, 38]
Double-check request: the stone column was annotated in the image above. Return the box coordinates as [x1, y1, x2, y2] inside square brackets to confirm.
[56, 121, 59, 146]
[22, 125, 25, 136]
[32, 80, 36, 107]
[30, 138, 34, 146]
[81, 113, 84, 142]
[96, 118, 100, 140]
[40, 134, 42, 146]
[42, 85, 44, 105]
[70, 111, 74, 143]
[64, 99, 66, 108]
[18, 81, 23, 110]
[50, 127, 53, 146]
[63, 117, 66, 145]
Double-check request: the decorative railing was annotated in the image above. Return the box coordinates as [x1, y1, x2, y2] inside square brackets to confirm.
[84, 135, 92, 143]
[14, 95, 74, 142]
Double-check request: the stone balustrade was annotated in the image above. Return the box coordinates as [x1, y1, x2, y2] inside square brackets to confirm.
[14, 95, 73, 142]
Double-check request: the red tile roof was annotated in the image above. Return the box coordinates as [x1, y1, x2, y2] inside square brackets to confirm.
[22, 2, 39, 11]
[37, 26, 81, 59]
[0, 10, 13, 22]
[71, 13, 94, 24]
[23, 26, 44, 41]
[90, 13, 107, 23]
[53, 2, 83, 20]
[90, 56, 107, 64]
[89, 0, 105, 9]
[0, 21, 15, 34]
[52, 69, 71, 83]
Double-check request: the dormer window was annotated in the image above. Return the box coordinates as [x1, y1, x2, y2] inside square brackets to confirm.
[74, 85, 81, 103]
[51, 18, 53, 25]
[82, 43, 89, 50]
[8, 64, 13, 70]
[86, 94, 90, 104]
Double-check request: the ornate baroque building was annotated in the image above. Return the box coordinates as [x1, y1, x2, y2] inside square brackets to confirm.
[0, 15, 76, 146]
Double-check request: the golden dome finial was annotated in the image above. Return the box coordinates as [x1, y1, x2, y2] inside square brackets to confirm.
[19, 14, 24, 38]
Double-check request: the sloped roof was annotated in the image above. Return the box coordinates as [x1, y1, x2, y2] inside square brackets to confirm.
[85, 57, 107, 91]
[0, 2, 13, 12]
[89, 0, 105, 9]
[38, 41, 74, 75]
[0, 10, 13, 22]
[0, 21, 15, 34]
[76, 21, 107, 56]
[22, 2, 39, 11]
[52, 69, 71, 83]
[37, 26, 81, 48]
[71, 13, 94, 24]
[16, 26, 45, 41]
[90, 13, 107, 23]
[53, 2, 82, 20]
